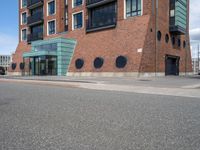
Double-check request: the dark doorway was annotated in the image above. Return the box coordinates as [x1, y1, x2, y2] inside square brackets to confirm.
[165, 55, 180, 76]
[32, 56, 57, 76]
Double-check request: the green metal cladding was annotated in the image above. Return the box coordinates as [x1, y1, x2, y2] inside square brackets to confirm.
[170, 0, 188, 34]
[23, 37, 77, 76]
[175, 0, 187, 29]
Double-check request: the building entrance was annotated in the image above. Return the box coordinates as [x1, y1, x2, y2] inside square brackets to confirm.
[31, 56, 57, 75]
[165, 55, 180, 76]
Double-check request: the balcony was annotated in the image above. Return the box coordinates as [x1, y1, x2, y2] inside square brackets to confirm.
[86, 16, 116, 33]
[27, 32, 43, 43]
[169, 0, 187, 34]
[86, 0, 116, 8]
[27, 12, 43, 26]
[27, 0, 43, 9]
[169, 17, 186, 35]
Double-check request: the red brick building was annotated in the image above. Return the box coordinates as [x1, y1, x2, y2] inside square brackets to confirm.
[10, 0, 192, 76]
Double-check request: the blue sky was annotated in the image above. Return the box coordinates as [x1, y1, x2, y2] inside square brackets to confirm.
[0, 0, 199, 55]
[0, 1, 18, 55]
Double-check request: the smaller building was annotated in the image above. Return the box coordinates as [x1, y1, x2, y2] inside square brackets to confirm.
[192, 58, 200, 74]
[0, 55, 11, 74]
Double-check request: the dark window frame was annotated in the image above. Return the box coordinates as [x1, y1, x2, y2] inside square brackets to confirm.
[88, 2, 117, 29]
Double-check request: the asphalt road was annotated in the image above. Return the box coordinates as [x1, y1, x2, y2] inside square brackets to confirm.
[0, 81, 200, 150]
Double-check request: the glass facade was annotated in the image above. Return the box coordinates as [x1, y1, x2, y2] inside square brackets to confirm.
[169, 0, 187, 34]
[23, 37, 77, 76]
[31, 56, 57, 75]
[34, 43, 57, 52]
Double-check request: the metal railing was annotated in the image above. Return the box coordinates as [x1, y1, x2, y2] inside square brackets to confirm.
[86, 15, 116, 32]
[27, 32, 43, 43]
[27, 12, 43, 25]
[27, 0, 43, 8]
[86, 0, 115, 6]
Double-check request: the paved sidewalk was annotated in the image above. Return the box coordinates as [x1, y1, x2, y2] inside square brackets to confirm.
[0, 75, 200, 88]
[0, 75, 200, 98]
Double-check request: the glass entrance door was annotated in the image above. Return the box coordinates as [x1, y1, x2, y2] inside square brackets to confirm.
[40, 56, 46, 75]
[33, 56, 57, 76]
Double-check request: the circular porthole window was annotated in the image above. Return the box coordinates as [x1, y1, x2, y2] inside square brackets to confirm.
[75, 58, 84, 69]
[183, 41, 186, 48]
[11, 63, 17, 70]
[165, 34, 169, 43]
[178, 39, 181, 47]
[116, 56, 127, 68]
[94, 57, 104, 69]
[157, 31, 162, 41]
[20, 62, 25, 70]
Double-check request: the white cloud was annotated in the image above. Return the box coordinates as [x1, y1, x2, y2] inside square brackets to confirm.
[190, 0, 200, 30]
[190, 28, 200, 41]
[0, 33, 18, 55]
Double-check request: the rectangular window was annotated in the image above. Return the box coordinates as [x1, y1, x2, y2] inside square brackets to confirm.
[22, 0, 27, 8]
[22, 29, 27, 41]
[22, 12, 27, 24]
[48, 20, 56, 35]
[48, 0, 55, 16]
[89, 2, 116, 29]
[73, 12, 83, 30]
[126, 0, 141, 18]
[73, 0, 82, 7]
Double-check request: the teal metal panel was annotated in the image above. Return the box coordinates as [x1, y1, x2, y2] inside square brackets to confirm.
[23, 37, 77, 76]
[175, 0, 187, 29]
[23, 51, 57, 57]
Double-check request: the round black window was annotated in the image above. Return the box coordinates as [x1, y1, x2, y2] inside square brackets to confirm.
[157, 31, 162, 41]
[11, 63, 17, 70]
[165, 34, 169, 43]
[20, 62, 25, 70]
[94, 57, 104, 69]
[178, 39, 181, 47]
[171, 36, 175, 45]
[75, 58, 84, 69]
[116, 56, 127, 68]
[183, 41, 186, 48]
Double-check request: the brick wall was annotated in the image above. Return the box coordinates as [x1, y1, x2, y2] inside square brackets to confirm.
[11, 0, 192, 75]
